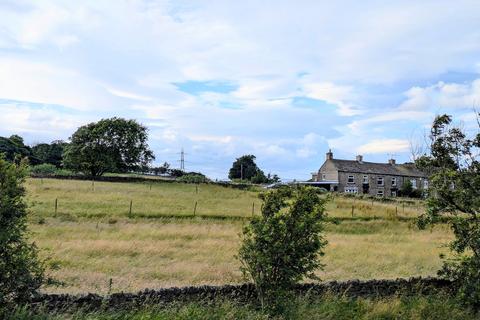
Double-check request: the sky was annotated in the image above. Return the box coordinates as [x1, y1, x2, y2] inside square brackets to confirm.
[0, 0, 480, 180]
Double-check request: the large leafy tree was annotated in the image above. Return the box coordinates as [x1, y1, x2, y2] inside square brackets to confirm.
[0, 157, 45, 308]
[417, 114, 480, 309]
[63, 118, 155, 177]
[228, 155, 268, 182]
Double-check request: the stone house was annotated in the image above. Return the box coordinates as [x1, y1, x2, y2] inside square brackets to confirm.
[311, 150, 428, 197]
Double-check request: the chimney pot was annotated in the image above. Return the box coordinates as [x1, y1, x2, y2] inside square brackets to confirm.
[388, 158, 396, 165]
[356, 155, 363, 162]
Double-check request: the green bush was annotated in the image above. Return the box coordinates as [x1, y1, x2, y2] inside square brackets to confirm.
[0, 157, 45, 310]
[29, 163, 57, 176]
[238, 186, 328, 314]
[177, 173, 208, 184]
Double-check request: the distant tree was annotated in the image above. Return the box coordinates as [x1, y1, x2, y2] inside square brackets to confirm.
[152, 162, 170, 175]
[168, 168, 185, 178]
[63, 118, 154, 177]
[31, 140, 67, 168]
[0, 157, 45, 309]
[0, 136, 33, 163]
[229, 155, 268, 182]
[238, 186, 328, 314]
[417, 113, 480, 309]
[266, 173, 281, 183]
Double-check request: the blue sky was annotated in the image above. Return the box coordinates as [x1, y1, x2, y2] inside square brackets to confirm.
[0, 1, 480, 180]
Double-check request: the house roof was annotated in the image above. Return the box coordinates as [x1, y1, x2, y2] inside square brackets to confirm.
[328, 159, 427, 178]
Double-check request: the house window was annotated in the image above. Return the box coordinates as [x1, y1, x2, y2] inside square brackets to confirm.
[321, 174, 326, 180]
[377, 177, 384, 186]
[391, 177, 397, 187]
[363, 175, 369, 184]
[377, 190, 384, 197]
[344, 186, 358, 194]
[347, 175, 355, 183]
[424, 179, 429, 189]
[411, 179, 417, 189]
[391, 190, 397, 197]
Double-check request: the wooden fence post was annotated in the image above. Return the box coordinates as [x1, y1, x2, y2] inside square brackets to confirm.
[129, 200, 133, 217]
[252, 202, 255, 217]
[54, 198, 58, 216]
[351, 205, 355, 217]
[193, 201, 198, 217]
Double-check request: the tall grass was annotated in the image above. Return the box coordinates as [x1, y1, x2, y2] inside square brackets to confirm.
[6, 294, 476, 320]
[31, 218, 451, 294]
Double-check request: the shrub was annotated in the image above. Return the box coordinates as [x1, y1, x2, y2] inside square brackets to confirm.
[0, 157, 45, 309]
[29, 163, 57, 176]
[177, 172, 209, 184]
[238, 186, 328, 314]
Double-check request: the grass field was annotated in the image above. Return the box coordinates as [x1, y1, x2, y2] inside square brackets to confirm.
[26, 178, 263, 219]
[24, 178, 452, 294]
[26, 178, 425, 220]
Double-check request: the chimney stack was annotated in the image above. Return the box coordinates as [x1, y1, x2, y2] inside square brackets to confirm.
[388, 158, 396, 165]
[326, 149, 333, 160]
[356, 155, 363, 162]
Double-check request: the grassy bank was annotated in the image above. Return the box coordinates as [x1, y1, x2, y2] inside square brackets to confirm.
[7, 294, 476, 320]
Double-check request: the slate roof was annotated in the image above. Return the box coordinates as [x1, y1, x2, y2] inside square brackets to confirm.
[329, 159, 427, 178]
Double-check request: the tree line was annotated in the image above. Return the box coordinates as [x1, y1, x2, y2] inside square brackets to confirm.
[1, 117, 280, 184]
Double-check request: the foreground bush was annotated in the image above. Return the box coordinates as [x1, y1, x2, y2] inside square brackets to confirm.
[238, 186, 327, 313]
[417, 114, 480, 309]
[0, 157, 45, 309]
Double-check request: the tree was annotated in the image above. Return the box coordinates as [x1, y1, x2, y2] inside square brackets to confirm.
[238, 186, 328, 313]
[152, 162, 170, 175]
[0, 157, 45, 308]
[31, 140, 67, 168]
[417, 113, 480, 309]
[63, 118, 155, 177]
[0, 136, 33, 163]
[228, 155, 267, 182]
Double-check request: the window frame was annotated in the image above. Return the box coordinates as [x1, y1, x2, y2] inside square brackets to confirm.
[376, 190, 384, 197]
[411, 179, 417, 189]
[363, 175, 369, 184]
[391, 177, 397, 187]
[377, 176, 384, 186]
[347, 175, 355, 184]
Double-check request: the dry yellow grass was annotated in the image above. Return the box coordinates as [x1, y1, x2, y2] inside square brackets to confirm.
[30, 218, 452, 294]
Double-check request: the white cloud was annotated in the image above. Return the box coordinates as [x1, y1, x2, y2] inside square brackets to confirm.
[357, 139, 410, 154]
[400, 80, 480, 111]
[1, 1, 480, 178]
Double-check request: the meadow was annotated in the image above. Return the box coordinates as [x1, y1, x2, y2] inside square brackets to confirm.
[25, 178, 452, 294]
